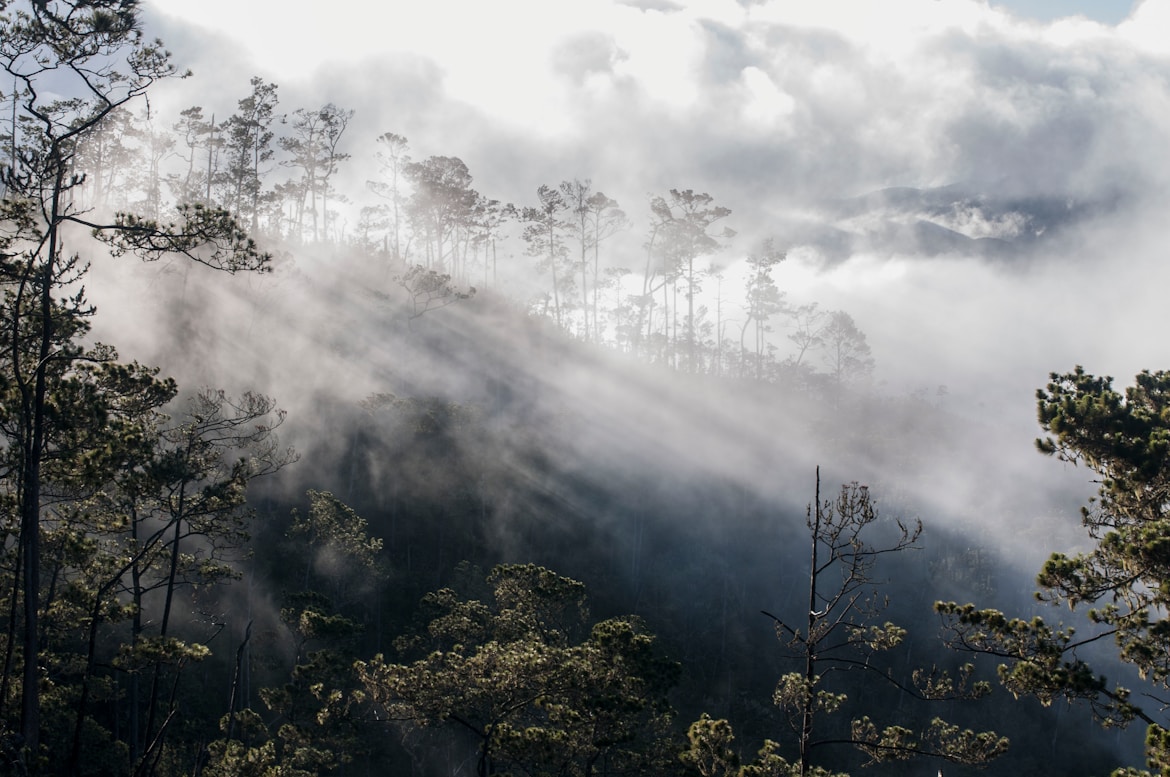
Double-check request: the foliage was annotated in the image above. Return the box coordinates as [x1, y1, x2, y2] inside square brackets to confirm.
[680, 714, 846, 777]
[764, 469, 1005, 775]
[405, 155, 481, 274]
[279, 103, 352, 242]
[938, 367, 1170, 775]
[0, 2, 273, 771]
[357, 563, 681, 777]
[642, 189, 733, 372]
[396, 263, 475, 320]
[555, 179, 627, 344]
[204, 492, 386, 777]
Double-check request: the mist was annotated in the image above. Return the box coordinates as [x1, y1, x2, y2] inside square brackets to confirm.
[120, 0, 1170, 529]
[36, 0, 1170, 772]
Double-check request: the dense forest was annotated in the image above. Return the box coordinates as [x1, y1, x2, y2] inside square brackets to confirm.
[3, 1, 1170, 775]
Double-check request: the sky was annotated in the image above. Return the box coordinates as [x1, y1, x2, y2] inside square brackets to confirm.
[995, 0, 1136, 22]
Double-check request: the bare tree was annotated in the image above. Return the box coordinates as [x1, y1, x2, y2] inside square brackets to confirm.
[764, 469, 1005, 775]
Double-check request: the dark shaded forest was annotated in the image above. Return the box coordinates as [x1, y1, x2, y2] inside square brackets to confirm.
[3, 2, 1170, 776]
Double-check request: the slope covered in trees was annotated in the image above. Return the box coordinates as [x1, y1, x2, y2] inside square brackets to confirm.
[0, 2, 1159, 775]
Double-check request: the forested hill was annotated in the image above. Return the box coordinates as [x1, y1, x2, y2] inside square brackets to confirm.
[86, 235, 1140, 776]
[2, 2, 1166, 775]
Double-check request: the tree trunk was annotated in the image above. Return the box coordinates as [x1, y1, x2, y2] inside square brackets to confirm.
[800, 467, 822, 777]
[19, 157, 66, 760]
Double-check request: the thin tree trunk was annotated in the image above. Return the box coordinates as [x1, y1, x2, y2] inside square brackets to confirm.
[224, 621, 253, 743]
[801, 467, 822, 777]
[548, 222, 562, 329]
[130, 505, 143, 765]
[143, 511, 183, 751]
[0, 534, 23, 720]
[19, 157, 66, 758]
[204, 115, 215, 206]
[687, 254, 695, 372]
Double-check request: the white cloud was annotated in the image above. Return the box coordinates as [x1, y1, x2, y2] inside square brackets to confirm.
[739, 65, 796, 128]
[747, 0, 999, 55]
[1118, 0, 1170, 54]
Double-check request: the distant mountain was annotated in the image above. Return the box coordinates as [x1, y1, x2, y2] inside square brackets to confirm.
[782, 183, 1121, 262]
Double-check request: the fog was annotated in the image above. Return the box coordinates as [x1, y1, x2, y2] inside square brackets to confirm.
[51, 1, 1170, 769]
[113, 1, 1170, 503]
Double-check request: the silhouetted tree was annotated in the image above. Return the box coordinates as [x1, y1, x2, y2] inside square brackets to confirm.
[819, 311, 874, 398]
[167, 105, 219, 207]
[741, 239, 787, 381]
[220, 76, 280, 233]
[522, 184, 573, 329]
[280, 103, 352, 242]
[648, 190, 733, 372]
[559, 180, 626, 343]
[405, 155, 479, 275]
[368, 131, 411, 261]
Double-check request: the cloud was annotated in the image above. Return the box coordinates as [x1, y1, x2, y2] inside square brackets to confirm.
[551, 31, 626, 84]
[143, 0, 1170, 213]
[128, 0, 1170, 584]
[738, 65, 796, 127]
[136, 0, 1170, 288]
[1118, 0, 1170, 53]
[617, 0, 683, 11]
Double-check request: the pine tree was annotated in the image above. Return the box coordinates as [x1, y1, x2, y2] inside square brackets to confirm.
[0, 2, 269, 768]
